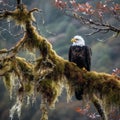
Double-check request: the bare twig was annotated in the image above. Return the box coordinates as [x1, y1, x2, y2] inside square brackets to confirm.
[85, 29, 101, 36]
[29, 8, 42, 14]
[65, 11, 120, 34]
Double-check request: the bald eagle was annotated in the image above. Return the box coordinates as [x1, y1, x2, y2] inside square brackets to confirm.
[68, 35, 92, 100]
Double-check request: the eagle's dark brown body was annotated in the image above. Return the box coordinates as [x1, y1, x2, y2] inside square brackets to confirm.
[69, 45, 92, 100]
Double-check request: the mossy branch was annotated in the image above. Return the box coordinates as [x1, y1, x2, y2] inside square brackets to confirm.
[0, 3, 120, 120]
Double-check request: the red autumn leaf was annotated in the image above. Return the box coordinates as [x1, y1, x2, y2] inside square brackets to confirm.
[75, 107, 86, 115]
[76, 2, 94, 14]
[69, 0, 76, 6]
[75, 104, 90, 115]
[85, 2, 92, 9]
[114, 4, 120, 11]
[77, 3, 86, 12]
[96, 1, 108, 11]
[55, 0, 67, 10]
[112, 68, 120, 77]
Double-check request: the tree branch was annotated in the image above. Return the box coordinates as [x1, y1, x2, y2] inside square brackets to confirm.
[69, 12, 120, 34]
[55, 0, 120, 37]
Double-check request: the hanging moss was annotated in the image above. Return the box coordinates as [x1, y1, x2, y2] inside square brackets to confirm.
[3, 73, 11, 91]
[37, 79, 63, 108]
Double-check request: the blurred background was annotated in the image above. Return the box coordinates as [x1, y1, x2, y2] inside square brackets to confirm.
[0, 0, 120, 120]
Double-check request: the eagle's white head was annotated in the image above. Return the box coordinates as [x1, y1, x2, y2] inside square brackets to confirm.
[71, 35, 85, 46]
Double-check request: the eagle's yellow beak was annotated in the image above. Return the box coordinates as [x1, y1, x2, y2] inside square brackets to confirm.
[71, 38, 77, 43]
